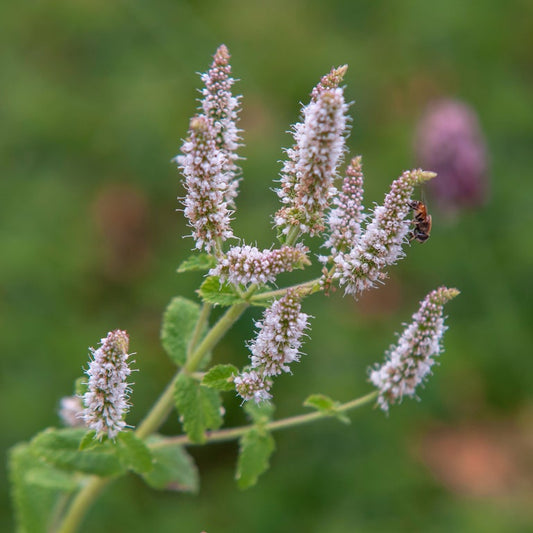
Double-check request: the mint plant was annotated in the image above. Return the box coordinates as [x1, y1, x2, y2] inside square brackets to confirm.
[9, 45, 459, 533]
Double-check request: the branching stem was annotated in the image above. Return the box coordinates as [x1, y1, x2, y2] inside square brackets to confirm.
[158, 391, 378, 446]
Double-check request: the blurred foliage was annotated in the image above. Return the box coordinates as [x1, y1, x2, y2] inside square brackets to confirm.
[1, 0, 532, 531]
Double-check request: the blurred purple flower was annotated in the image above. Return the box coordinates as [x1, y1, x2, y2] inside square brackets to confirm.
[415, 99, 489, 211]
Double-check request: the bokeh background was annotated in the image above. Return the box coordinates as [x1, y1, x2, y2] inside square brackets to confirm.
[2, 1, 532, 531]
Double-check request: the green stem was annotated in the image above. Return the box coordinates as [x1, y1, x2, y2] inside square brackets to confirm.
[55, 477, 109, 533]
[55, 299, 250, 533]
[285, 225, 301, 247]
[251, 278, 322, 303]
[188, 303, 211, 357]
[158, 391, 378, 446]
[184, 301, 249, 372]
[135, 374, 179, 440]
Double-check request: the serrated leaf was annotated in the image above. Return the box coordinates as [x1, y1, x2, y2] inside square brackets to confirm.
[304, 394, 350, 424]
[198, 276, 242, 306]
[202, 364, 238, 391]
[177, 253, 217, 273]
[9, 443, 72, 533]
[161, 296, 203, 367]
[116, 432, 153, 474]
[143, 437, 199, 493]
[174, 373, 222, 444]
[31, 428, 125, 476]
[236, 429, 275, 489]
[244, 401, 275, 424]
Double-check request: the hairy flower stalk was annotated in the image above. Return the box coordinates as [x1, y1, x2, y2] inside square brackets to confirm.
[83, 330, 132, 440]
[210, 243, 310, 287]
[333, 169, 435, 296]
[324, 155, 365, 256]
[370, 287, 459, 411]
[275, 71, 349, 238]
[236, 289, 310, 402]
[176, 115, 234, 253]
[200, 44, 242, 207]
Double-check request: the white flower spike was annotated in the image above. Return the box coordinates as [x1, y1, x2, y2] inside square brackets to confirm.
[83, 330, 132, 440]
[370, 287, 459, 412]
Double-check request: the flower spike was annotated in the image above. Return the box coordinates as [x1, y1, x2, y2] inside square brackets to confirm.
[324, 155, 365, 256]
[83, 330, 133, 440]
[236, 289, 311, 403]
[275, 74, 349, 239]
[370, 287, 459, 412]
[176, 115, 234, 254]
[333, 169, 436, 296]
[200, 44, 242, 207]
[210, 243, 310, 287]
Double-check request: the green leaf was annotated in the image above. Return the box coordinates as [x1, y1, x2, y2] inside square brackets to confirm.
[177, 253, 217, 273]
[161, 296, 203, 367]
[304, 394, 336, 411]
[9, 443, 75, 533]
[25, 467, 79, 491]
[74, 376, 88, 396]
[197, 276, 242, 306]
[244, 401, 275, 424]
[236, 429, 275, 489]
[304, 394, 350, 424]
[116, 432, 153, 474]
[79, 430, 98, 450]
[30, 428, 125, 476]
[143, 437, 199, 493]
[174, 373, 222, 444]
[202, 364, 238, 391]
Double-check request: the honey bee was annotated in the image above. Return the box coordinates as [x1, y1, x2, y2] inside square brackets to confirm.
[408, 200, 432, 243]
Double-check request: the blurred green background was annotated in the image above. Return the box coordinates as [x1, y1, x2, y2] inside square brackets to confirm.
[2, 0, 532, 531]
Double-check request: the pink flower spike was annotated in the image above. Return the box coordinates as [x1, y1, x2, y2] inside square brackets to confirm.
[324, 155, 365, 256]
[210, 243, 310, 287]
[176, 115, 234, 254]
[275, 81, 349, 239]
[83, 330, 132, 440]
[334, 169, 435, 297]
[369, 287, 460, 412]
[234, 371, 272, 403]
[200, 44, 242, 207]
[249, 289, 310, 377]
